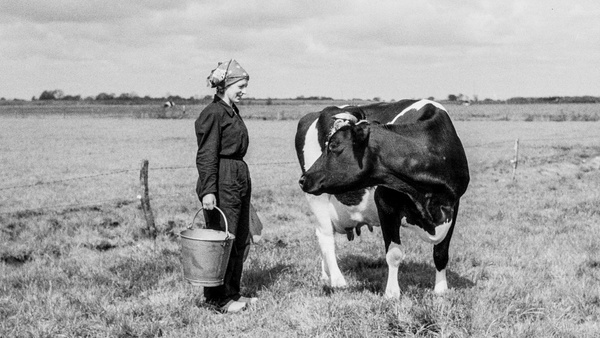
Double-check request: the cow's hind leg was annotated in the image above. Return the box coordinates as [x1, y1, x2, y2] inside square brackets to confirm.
[375, 187, 403, 298]
[432, 200, 459, 294]
[305, 194, 347, 288]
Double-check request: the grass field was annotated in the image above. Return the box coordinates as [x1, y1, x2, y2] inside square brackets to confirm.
[1, 104, 600, 337]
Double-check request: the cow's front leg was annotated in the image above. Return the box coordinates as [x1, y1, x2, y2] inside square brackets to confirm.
[375, 187, 403, 298]
[385, 241, 404, 298]
[306, 194, 347, 288]
[316, 226, 346, 287]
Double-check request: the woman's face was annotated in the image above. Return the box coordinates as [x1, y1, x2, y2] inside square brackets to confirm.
[224, 79, 248, 104]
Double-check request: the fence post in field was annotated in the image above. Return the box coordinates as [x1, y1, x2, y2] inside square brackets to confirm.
[139, 159, 157, 239]
[511, 138, 519, 181]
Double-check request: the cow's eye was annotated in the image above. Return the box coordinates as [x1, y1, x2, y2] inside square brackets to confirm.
[328, 141, 342, 154]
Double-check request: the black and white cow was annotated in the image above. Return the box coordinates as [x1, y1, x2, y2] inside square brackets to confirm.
[295, 99, 469, 297]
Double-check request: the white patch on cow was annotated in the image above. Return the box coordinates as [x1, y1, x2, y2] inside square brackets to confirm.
[337, 105, 350, 109]
[303, 119, 322, 171]
[328, 113, 358, 140]
[329, 187, 379, 234]
[333, 112, 358, 123]
[385, 242, 403, 298]
[329, 119, 350, 139]
[389, 99, 447, 124]
[402, 218, 452, 245]
[434, 268, 448, 294]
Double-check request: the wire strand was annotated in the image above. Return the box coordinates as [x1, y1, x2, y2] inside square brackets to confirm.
[0, 169, 138, 191]
[1, 135, 598, 215]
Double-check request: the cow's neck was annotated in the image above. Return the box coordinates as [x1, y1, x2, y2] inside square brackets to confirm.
[369, 127, 423, 186]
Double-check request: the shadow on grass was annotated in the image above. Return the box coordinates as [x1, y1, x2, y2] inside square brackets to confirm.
[333, 254, 475, 295]
[242, 263, 293, 295]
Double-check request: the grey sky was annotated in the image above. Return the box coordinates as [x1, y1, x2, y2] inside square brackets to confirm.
[1, 0, 599, 101]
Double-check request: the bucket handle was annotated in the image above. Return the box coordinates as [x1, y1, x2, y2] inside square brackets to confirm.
[189, 206, 231, 239]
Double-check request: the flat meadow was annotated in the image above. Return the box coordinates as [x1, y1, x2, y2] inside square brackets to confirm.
[1, 102, 600, 337]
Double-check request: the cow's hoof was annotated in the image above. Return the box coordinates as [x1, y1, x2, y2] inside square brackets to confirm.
[433, 284, 448, 294]
[384, 288, 401, 299]
[330, 276, 347, 288]
[433, 280, 448, 295]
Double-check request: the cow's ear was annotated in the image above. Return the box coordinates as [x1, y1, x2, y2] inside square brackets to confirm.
[347, 107, 366, 121]
[353, 122, 370, 146]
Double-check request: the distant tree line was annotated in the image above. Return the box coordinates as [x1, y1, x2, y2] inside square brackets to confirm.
[504, 96, 600, 104]
[2, 89, 596, 105]
[33, 91, 339, 102]
[445, 94, 600, 104]
[32, 89, 206, 105]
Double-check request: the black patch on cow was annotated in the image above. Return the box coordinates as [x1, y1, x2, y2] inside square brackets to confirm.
[334, 189, 367, 206]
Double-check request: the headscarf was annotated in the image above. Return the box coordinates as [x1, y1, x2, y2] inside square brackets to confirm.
[206, 59, 249, 88]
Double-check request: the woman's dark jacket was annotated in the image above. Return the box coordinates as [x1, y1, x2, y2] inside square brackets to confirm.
[195, 95, 249, 200]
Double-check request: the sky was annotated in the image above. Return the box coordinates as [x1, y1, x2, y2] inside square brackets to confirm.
[1, 0, 599, 101]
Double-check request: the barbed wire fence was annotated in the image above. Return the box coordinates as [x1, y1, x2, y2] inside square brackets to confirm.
[1, 134, 599, 219]
[0, 160, 299, 218]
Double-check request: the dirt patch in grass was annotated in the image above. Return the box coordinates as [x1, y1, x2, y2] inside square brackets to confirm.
[0, 252, 32, 266]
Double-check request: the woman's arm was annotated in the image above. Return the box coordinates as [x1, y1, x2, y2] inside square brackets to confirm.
[195, 108, 221, 208]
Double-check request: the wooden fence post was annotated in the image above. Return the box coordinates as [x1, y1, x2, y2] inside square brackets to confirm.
[139, 159, 157, 238]
[511, 138, 519, 181]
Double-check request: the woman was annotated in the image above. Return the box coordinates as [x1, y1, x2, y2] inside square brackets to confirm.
[195, 59, 257, 313]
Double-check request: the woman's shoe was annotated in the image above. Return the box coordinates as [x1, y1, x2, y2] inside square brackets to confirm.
[218, 300, 247, 313]
[237, 296, 258, 305]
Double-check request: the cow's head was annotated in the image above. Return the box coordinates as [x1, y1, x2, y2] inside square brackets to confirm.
[299, 119, 374, 195]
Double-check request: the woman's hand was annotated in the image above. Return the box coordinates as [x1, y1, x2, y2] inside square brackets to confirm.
[202, 193, 216, 210]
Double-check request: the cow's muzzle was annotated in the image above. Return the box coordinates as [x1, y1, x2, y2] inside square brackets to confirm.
[298, 174, 307, 191]
[298, 174, 322, 195]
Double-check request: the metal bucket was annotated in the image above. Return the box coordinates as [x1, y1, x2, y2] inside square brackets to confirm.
[180, 206, 235, 287]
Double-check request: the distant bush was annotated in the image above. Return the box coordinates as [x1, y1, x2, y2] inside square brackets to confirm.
[39, 89, 64, 100]
[294, 95, 333, 100]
